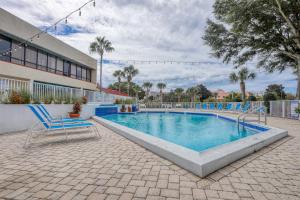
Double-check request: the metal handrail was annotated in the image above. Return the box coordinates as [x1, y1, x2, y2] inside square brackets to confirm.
[238, 106, 267, 129]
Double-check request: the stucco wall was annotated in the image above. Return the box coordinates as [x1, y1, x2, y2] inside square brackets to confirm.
[0, 104, 99, 134]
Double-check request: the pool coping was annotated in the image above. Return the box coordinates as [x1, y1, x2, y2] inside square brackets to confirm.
[92, 111, 288, 177]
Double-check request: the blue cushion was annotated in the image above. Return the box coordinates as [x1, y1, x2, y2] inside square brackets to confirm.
[50, 122, 94, 130]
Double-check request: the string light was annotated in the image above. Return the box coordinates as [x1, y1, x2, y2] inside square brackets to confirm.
[65, 18, 68, 24]
[0, 0, 96, 55]
[101, 59, 223, 65]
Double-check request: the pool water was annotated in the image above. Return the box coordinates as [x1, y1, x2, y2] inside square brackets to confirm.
[103, 112, 263, 151]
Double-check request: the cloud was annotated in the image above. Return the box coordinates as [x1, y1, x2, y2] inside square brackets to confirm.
[0, 0, 297, 94]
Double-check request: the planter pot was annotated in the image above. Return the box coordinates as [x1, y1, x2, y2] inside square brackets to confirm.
[69, 113, 80, 118]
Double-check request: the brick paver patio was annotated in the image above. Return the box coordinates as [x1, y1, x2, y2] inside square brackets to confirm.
[0, 114, 299, 200]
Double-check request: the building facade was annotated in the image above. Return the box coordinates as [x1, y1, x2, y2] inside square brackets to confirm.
[0, 8, 98, 93]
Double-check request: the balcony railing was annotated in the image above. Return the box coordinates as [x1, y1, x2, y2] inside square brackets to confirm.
[0, 77, 131, 104]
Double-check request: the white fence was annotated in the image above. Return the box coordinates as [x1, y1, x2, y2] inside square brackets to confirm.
[142, 101, 263, 110]
[141, 101, 300, 120]
[0, 77, 131, 104]
[270, 100, 300, 119]
[0, 77, 30, 102]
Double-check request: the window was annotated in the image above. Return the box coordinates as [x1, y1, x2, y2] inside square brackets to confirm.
[82, 68, 87, 81]
[71, 63, 77, 78]
[11, 42, 24, 65]
[25, 46, 37, 68]
[63, 61, 70, 76]
[0, 35, 11, 62]
[76, 66, 82, 80]
[86, 69, 91, 82]
[47, 55, 56, 73]
[37, 51, 47, 71]
[56, 58, 63, 75]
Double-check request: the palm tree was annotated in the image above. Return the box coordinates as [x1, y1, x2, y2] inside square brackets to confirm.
[157, 83, 166, 102]
[229, 67, 256, 101]
[142, 82, 153, 99]
[186, 87, 197, 102]
[174, 88, 184, 102]
[123, 65, 139, 96]
[89, 36, 114, 92]
[113, 70, 124, 92]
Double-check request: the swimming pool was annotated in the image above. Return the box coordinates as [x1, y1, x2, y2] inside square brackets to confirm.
[103, 112, 264, 151]
[93, 111, 287, 177]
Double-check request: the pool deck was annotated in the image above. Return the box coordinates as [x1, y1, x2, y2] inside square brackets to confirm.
[0, 110, 299, 200]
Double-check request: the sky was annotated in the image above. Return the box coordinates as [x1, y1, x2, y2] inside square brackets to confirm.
[0, 0, 297, 94]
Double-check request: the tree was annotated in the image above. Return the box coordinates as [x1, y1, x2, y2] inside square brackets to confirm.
[113, 70, 124, 92]
[123, 65, 139, 96]
[108, 82, 145, 99]
[229, 67, 256, 101]
[194, 84, 212, 101]
[142, 82, 153, 99]
[265, 84, 286, 99]
[174, 88, 184, 102]
[203, 0, 300, 99]
[186, 87, 197, 102]
[89, 36, 114, 92]
[157, 83, 166, 102]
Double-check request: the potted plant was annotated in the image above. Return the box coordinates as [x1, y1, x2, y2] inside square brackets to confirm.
[69, 101, 81, 118]
[127, 106, 132, 112]
[120, 104, 126, 112]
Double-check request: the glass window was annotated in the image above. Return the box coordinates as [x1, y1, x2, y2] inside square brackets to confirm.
[76, 66, 82, 80]
[25, 46, 37, 68]
[82, 68, 87, 81]
[47, 55, 56, 73]
[63, 61, 70, 76]
[71, 63, 77, 78]
[56, 58, 63, 75]
[37, 51, 47, 71]
[0, 35, 11, 62]
[86, 69, 91, 82]
[11, 42, 24, 65]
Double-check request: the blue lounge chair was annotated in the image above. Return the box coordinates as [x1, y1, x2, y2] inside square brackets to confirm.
[202, 103, 208, 110]
[241, 102, 250, 113]
[25, 105, 100, 146]
[37, 104, 85, 123]
[235, 103, 242, 111]
[225, 103, 233, 111]
[209, 103, 215, 110]
[217, 103, 223, 110]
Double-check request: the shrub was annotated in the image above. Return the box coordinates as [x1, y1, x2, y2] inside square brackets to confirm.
[8, 90, 31, 104]
[72, 102, 81, 114]
[81, 96, 88, 104]
[9, 91, 23, 104]
[53, 97, 63, 104]
[44, 96, 53, 104]
[32, 97, 41, 104]
[19, 90, 31, 104]
[115, 98, 121, 104]
[295, 107, 300, 114]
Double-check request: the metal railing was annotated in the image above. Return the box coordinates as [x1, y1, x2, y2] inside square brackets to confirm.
[141, 101, 264, 111]
[270, 100, 300, 119]
[0, 77, 30, 102]
[0, 77, 131, 104]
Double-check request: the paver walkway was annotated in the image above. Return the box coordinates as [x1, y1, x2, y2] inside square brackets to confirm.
[0, 114, 299, 200]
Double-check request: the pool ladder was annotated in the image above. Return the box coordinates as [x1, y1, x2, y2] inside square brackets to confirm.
[238, 106, 267, 129]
